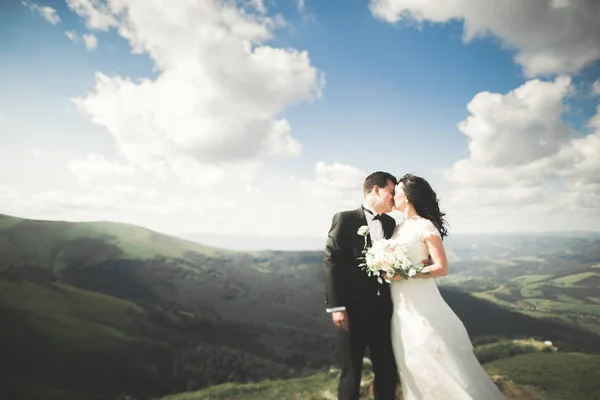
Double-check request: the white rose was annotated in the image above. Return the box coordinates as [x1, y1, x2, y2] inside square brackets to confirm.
[408, 269, 417, 278]
[357, 225, 369, 236]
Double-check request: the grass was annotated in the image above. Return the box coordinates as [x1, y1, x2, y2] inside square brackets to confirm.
[579, 323, 600, 335]
[0, 278, 146, 329]
[484, 352, 600, 400]
[2, 383, 87, 400]
[21, 308, 132, 352]
[513, 274, 553, 284]
[0, 214, 225, 273]
[0, 278, 141, 360]
[156, 370, 340, 400]
[473, 292, 512, 307]
[0, 214, 23, 231]
[551, 272, 600, 286]
[521, 284, 543, 298]
[0, 277, 149, 399]
[160, 350, 600, 400]
[0, 276, 334, 400]
[523, 298, 600, 316]
[468, 266, 600, 336]
[473, 339, 551, 364]
[556, 294, 584, 304]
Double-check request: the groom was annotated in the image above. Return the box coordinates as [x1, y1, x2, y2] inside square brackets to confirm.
[323, 171, 399, 400]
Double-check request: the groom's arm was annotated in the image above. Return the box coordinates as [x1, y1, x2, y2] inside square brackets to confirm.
[323, 212, 349, 311]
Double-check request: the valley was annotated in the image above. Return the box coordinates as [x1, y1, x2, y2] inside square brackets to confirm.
[1, 213, 599, 399]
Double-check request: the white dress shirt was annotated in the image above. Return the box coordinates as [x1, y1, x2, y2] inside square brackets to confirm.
[326, 204, 384, 313]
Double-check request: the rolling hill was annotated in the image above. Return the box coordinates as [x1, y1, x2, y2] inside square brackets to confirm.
[1, 213, 600, 399]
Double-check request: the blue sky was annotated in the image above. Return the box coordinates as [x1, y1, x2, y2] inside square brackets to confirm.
[1, 0, 599, 241]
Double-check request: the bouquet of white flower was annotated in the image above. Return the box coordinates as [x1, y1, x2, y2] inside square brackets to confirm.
[358, 238, 427, 283]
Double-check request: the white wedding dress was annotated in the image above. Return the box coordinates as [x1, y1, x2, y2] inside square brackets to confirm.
[390, 217, 505, 400]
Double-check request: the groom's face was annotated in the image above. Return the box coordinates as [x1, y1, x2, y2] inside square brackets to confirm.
[374, 180, 396, 213]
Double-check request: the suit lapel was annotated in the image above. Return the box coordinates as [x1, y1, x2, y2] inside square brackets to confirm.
[355, 206, 372, 247]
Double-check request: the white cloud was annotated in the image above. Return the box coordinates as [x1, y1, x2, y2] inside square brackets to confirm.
[302, 161, 366, 211]
[297, 0, 306, 13]
[68, 0, 323, 187]
[460, 76, 574, 168]
[64, 31, 98, 51]
[83, 33, 98, 51]
[369, 0, 600, 77]
[28, 3, 61, 25]
[65, 0, 117, 30]
[31, 191, 117, 211]
[0, 185, 21, 201]
[26, 184, 181, 215]
[68, 153, 135, 185]
[447, 187, 548, 211]
[593, 80, 600, 96]
[65, 30, 80, 43]
[445, 77, 600, 217]
[109, 184, 157, 199]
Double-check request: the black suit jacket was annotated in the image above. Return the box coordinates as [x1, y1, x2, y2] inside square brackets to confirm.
[323, 206, 396, 310]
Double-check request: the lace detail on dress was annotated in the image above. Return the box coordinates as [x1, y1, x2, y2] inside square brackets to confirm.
[396, 217, 441, 242]
[419, 219, 441, 241]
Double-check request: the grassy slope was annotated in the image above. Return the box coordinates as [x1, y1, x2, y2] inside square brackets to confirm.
[0, 278, 146, 329]
[0, 213, 333, 335]
[157, 371, 340, 400]
[0, 278, 140, 399]
[0, 278, 297, 400]
[0, 213, 222, 270]
[443, 251, 600, 336]
[485, 353, 600, 400]
[552, 271, 600, 285]
[158, 352, 600, 400]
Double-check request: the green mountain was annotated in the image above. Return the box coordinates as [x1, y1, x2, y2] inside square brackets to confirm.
[1, 213, 599, 399]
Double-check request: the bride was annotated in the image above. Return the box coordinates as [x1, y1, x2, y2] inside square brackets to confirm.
[388, 174, 505, 400]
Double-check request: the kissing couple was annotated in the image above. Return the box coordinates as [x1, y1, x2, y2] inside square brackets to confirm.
[323, 171, 505, 400]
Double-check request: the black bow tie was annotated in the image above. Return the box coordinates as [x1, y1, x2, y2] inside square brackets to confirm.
[364, 208, 383, 220]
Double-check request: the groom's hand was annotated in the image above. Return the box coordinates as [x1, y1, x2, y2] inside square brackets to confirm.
[332, 311, 349, 332]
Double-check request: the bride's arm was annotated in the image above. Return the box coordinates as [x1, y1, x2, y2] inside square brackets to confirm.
[418, 234, 448, 278]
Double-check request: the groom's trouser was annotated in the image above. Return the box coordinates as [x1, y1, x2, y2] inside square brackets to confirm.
[337, 296, 397, 400]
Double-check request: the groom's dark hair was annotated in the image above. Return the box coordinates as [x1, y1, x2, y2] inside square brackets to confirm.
[363, 171, 397, 194]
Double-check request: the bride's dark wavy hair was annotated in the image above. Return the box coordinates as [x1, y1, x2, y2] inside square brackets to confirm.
[399, 173, 449, 239]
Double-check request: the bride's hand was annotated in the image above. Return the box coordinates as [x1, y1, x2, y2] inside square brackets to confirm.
[421, 257, 433, 266]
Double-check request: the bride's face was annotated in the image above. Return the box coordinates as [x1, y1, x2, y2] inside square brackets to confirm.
[394, 184, 408, 212]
